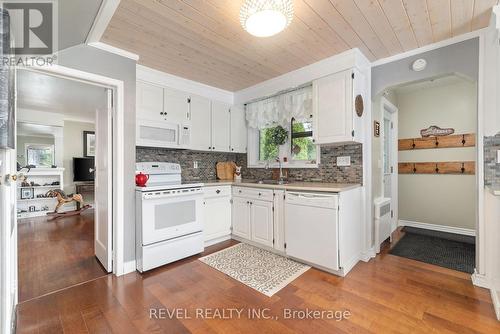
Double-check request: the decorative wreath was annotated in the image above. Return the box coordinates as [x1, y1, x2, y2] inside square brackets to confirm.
[269, 126, 288, 145]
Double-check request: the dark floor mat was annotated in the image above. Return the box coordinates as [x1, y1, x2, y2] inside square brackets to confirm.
[402, 226, 475, 244]
[389, 231, 475, 273]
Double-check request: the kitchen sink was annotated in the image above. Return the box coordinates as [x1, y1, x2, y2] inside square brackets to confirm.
[257, 179, 290, 185]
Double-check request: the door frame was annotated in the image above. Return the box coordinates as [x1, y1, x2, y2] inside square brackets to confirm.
[16, 64, 126, 276]
[380, 97, 399, 231]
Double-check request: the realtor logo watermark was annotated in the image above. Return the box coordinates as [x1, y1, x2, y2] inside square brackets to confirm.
[1, 0, 57, 66]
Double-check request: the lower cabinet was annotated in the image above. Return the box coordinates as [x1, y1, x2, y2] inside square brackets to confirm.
[250, 199, 274, 248]
[203, 186, 232, 245]
[231, 196, 251, 239]
[232, 192, 274, 248]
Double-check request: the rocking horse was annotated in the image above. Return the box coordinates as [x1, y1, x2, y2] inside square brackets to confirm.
[45, 189, 91, 218]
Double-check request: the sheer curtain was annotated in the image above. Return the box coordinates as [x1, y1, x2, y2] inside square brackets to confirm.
[245, 86, 312, 129]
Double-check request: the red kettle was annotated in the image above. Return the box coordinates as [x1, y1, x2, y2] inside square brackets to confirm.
[135, 172, 149, 187]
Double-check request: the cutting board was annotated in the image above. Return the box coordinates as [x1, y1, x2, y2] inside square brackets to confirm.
[216, 161, 236, 180]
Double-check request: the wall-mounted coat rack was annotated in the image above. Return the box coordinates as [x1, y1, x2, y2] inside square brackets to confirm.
[399, 162, 475, 175]
[398, 133, 475, 150]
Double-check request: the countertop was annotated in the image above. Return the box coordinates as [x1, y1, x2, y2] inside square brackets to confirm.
[486, 185, 500, 196]
[199, 179, 361, 193]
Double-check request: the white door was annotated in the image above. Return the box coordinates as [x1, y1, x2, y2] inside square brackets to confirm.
[136, 81, 163, 121]
[231, 197, 250, 239]
[313, 70, 352, 144]
[382, 100, 398, 232]
[164, 87, 190, 124]
[189, 95, 212, 151]
[250, 199, 274, 248]
[0, 147, 18, 334]
[204, 195, 231, 241]
[230, 105, 247, 153]
[211, 101, 231, 152]
[94, 89, 113, 272]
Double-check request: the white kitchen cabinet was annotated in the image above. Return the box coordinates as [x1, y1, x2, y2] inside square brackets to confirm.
[164, 87, 190, 124]
[250, 199, 274, 248]
[190, 95, 212, 151]
[211, 101, 231, 152]
[273, 190, 285, 252]
[312, 68, 365, 144]
[230, 105, 247, 153]
[203, 186, 232, 246]
[231, 196, 251, 239]
[136, 81, 163, 121]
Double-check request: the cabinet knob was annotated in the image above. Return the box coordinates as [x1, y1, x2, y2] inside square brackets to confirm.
[231, 148, 234, 151]
[258, 192, 261, 196]
[216, 189, 220, 194]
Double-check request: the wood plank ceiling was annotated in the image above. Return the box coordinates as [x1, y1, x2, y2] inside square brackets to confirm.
[102, 0, 499, 91]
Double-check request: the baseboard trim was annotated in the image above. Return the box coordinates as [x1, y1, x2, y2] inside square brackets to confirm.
[205, 235, 231, 247]
[491, 289, 500, 320]
[359, 247, 376, 262]
[398, 220, 476, 236]
[471, 270, 490, 289]
[122, 260, 137, 275]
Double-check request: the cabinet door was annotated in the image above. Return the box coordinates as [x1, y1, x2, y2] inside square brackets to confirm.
[312, 70, 353, 144]
[164, 87, 190, 123]
[204, 196, 232, 242]
[190, 95, 212, 151]
[211, 101, 231, 152]
[232, 197, 250, 239]
[230, 105, 247, 153]
[136, 81, 163, 121]
[250, 199, 274, 248]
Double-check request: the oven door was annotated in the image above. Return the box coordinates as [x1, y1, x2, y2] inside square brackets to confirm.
[140, 188, 203, 246]
[136, 119, 179, 148]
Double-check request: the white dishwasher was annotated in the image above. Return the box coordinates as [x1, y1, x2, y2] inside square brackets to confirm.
[285, 191, 339, 271]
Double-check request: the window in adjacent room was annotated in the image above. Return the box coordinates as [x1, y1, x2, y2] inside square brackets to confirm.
[26, 144, 54, 167]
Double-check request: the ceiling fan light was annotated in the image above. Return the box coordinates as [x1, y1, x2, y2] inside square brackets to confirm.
[240, 0, 294, 38]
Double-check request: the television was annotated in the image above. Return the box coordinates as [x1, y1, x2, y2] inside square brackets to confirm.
[73, 157, 95, 182]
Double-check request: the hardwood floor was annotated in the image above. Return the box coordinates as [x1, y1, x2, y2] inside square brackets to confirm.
[16, 238, 500, 333]
[18, 209, 108, 302]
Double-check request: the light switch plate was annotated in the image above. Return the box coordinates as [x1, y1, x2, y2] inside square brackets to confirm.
[193, 161, 199, 169]
[337, 156, 351, 167]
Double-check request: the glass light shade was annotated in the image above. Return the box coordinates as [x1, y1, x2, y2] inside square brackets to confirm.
[240, 0, 294, 38]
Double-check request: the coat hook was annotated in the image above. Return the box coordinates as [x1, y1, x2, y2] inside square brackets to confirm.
[435, 163, 439, 173]
[412, 139, 416, 149]
[461, 162, 465, 173]
[413, 163, 417, 173]
[462, 134, 466, 146]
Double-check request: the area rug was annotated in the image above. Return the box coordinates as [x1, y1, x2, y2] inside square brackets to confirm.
[199, 243, 310, 297]
[390, 227, 475, 273]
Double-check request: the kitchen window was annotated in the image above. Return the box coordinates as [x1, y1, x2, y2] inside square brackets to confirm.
[247, 85, 319, 168]
[290, 117, 316, 162]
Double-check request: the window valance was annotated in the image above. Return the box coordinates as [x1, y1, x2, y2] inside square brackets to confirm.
[245, 85, 312, 129]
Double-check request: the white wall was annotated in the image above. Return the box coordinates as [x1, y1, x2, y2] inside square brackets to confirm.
[63, 120, 95, 194]
[396, 77, 477, 230]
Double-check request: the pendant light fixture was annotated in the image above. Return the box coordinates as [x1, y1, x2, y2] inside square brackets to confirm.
[240, 0, 294, 38]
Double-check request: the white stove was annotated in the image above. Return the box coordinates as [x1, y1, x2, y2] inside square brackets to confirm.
[135, 162, 204, 272]
[135, 162, 203, 192]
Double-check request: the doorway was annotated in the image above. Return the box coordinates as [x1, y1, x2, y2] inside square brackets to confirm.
[15, 68, 113, 302]
[378, 75, 478, 274]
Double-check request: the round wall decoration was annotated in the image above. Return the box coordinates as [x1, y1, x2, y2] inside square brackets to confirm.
[355, 94, 364, 117]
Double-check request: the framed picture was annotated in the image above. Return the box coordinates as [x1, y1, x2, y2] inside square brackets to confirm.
[21, 188, 34, 200]
[83, 131, 96, 157]
[374, 121, 380, 137]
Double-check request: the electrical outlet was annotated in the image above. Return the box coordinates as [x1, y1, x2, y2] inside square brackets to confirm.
[193, 161, 199, 169]
[337, 156, 351, 167]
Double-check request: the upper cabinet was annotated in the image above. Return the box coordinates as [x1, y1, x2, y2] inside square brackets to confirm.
[189, 95, 212, 151]
[211, 101, 231, 152]
[164, 88, 190, 124]
[312, 68, 365, 145]
[136, 81, 164, 121]
[137, 80, 247, 153]
[230, 105, 247, 153]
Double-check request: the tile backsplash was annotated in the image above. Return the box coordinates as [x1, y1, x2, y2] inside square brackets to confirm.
[136, 143, 363, 184]
[484, 133, 500, 186]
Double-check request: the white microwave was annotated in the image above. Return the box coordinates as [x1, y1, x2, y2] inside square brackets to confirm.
[136, 119, 190, 148]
